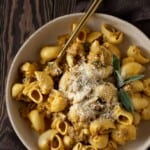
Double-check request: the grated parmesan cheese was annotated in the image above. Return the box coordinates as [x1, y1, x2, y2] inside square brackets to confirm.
[59, 62, 119, 122]
[60, 63, 102, 103]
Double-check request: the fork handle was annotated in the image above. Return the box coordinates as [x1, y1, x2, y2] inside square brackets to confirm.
[55, 0, 103, 64]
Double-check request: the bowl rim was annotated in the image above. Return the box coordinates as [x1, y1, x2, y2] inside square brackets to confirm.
[5, 12, 150, 150]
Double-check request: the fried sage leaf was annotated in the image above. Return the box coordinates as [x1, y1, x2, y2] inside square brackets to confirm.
[119, 89, 134, 113]
[114, 70, 124, 87]
[112, 55, 120, 72]
[124, 74, 144, 85]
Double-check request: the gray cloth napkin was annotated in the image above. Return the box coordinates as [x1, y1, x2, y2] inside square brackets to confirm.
[74, 0, 150, 37]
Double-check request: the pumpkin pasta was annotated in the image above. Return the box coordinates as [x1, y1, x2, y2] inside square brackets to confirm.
[11, 23, 150, 150]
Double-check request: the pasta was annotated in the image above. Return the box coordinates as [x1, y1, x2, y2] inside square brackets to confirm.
[28, 109, 45, 133]
[72, 142, 83, 150]
[122, 56, 135, 65]
[28, 87, 43, 104]
[121, 62, 145, 79]
[51, 118, 69, 135]
[103, 42, 121, 59]
[89, 118, 116, 135]
[143, 78, 150, 96]
[101, 24, 123, 44]
[83, 145, 97, 150]
[130, 93, 149, 111]
[35, 71, 54, 94]
[63, 135, 74, 149]
[11, 22, 150, 150]
[38, 129, 58, 150]
[48, 90, 67, 112]
[89, 134, 109, 149]
[12, 83, 24, 100]
[123, 80, 144, 93]
[113, 105, 133, 125]
[94, 83, 118, 103]
[66, 54, 75, 67]
[87, 31, 102, 43]
[103, 140, 117, 150]
[133, 111, 141, 125]
[127, 45, 149, 64]
[50, 134, 64, 150]
[141, 102, 150, 120]
[20, 62, 38, 77]
[76, 29, 87, 43]
[111, 124, 136, 145]
[40, 46, 61, 64]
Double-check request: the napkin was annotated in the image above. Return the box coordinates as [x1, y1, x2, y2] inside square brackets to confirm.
[74, 0, 150, 38]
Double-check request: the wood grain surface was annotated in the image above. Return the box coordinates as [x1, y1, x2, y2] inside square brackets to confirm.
[0, 0, 76, 149]
[0, 0, 150, 150]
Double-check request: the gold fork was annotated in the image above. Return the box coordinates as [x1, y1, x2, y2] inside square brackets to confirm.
[48, 0, 103, 75]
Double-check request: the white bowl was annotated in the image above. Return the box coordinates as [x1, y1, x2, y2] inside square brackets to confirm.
[6, 13, 150, 150]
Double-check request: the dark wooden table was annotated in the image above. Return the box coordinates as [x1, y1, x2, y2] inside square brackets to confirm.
[0, 0, 150, 150]
[0, 1, 77, 149]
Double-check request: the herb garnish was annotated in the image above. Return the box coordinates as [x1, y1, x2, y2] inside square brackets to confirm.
[112, 55, 144, 112]
[118, 89, 134, 113]
[112, 55, 121, 72]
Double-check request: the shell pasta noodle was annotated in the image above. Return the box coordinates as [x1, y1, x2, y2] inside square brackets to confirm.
[11, 22, 150, 150]
[113, 105, 133, 125]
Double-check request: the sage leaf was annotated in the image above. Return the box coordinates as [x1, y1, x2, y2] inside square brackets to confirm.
[112, 55, 120, 72]
[124, 75, 144, 85]
[119, 89, 134, 113]
[114, 70, 124, 87]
